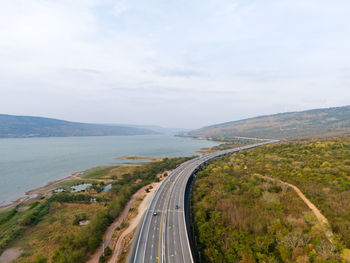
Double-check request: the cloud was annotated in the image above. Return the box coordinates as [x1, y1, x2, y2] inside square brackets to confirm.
[0, 0, 349, 128]
[154, 67, 204, 78]
[112, 0, 130, 16]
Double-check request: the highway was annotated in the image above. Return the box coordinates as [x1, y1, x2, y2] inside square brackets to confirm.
[128, 140, 277, 263]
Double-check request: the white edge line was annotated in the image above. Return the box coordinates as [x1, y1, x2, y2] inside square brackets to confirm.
[181, 141, 277, 263]
[134, 170, 175, 262]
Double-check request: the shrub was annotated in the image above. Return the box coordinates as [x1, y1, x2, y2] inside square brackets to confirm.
[0, 209, 17, 225]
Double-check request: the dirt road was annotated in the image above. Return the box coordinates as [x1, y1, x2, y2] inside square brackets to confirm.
[258, 174, 334, 243]
[87, 185, 150, 263]
[108, 182, 161, 263]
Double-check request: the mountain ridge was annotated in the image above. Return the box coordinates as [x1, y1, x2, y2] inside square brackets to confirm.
[0, 114, 157, 138]
[188, 105, 350, 140]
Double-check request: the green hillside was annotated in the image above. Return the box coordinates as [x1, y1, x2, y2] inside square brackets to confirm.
[188, 105, 350, 140]
[0, 114, 156, 138]
[192, 136, 350, 262]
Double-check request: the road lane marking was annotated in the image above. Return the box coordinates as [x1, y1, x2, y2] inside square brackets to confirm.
[166, 170, 185, 263]
[158, 181, 174, 263]
[136, 174, 171, 263]
[133, 142, 275, 263]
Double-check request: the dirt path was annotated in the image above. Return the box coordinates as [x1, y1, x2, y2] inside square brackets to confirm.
[87, 185, 150, 263]
[0, 248, 22, 263]
[108, 181, 161, 263]
[258, 174, 334, 243]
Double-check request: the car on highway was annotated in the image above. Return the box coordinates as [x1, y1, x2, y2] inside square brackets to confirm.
[153, 212, 157, 216]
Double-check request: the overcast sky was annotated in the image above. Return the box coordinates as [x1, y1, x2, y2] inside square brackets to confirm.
[1, 0, 349, 129]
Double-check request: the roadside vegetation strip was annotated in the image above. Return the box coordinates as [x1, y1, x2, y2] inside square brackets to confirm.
[88, 179, 163, 263]
[191, 136, 350, 262]
[109, 181, 162, 263]
[86, 185, 148, 263]
[115, 230, 135, 263]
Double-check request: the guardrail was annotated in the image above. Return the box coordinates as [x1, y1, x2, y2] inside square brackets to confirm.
[182, 140, 278, 262]
[128, 139, 278, 263]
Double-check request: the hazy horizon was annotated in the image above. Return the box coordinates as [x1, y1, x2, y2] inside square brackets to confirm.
[1, 1, 350, 129]
[2, 104, 349, 131]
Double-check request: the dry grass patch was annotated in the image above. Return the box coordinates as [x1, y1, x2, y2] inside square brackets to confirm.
[14, 202, 104, 262]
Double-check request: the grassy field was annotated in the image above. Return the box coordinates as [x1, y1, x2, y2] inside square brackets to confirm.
[14, 202, 104, 262]
[0, 156, 193, 263]
[192, 135, 350, 262]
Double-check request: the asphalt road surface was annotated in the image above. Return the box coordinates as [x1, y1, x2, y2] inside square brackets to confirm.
[130, 140, 276, 263]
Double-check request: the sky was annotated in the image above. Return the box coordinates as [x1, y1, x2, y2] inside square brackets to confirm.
[0, 0, 349, 129]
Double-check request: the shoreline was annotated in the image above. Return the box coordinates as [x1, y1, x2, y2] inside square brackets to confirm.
[25, 171, 83, 196]
[0, 171, 84, 211]
[0, 139, 217, 211]
[0, 156, 167, 211]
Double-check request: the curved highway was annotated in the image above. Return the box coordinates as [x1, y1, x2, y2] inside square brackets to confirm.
[128, 140, 277, 263]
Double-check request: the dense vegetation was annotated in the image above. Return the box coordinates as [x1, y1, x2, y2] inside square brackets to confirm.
[188, 105, 350, 139]
[0, 156, 192, 262]
[192, 136, 350, 262]
[50, 193, 104, 203]
[0, 209, 17, 225]
[21, 201, 51, 226]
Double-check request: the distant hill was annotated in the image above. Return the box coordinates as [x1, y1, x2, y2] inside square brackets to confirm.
[108, 124, 190, 135]
[0, 114, 157, 138]
[188, 105, 350, 140]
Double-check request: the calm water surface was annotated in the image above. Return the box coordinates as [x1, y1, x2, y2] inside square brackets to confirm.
[0, 135, 218, 206]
